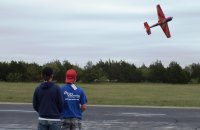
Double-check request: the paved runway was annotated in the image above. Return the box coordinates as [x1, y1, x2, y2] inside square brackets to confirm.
[1, 103, 200, 130]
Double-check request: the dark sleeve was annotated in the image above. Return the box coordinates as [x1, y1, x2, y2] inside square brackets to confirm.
[57, 87, 64, 113]
[32, 87, 39, 112]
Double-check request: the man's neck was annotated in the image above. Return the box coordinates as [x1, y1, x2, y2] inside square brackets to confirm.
[44, 78, 53, 82]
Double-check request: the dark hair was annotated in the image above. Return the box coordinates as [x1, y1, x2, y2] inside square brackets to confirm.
[42, 67, 53, 81]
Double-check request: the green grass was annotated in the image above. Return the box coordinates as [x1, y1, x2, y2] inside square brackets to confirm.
[0, 82, 36, 103]
[1, 82, 200, 107]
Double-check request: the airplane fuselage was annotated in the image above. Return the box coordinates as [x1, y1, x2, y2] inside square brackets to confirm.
[150, 17, 173, 28]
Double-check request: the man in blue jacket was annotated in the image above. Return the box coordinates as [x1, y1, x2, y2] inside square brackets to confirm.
[60, 69, 87, 130]
[33, 67, 64, 130]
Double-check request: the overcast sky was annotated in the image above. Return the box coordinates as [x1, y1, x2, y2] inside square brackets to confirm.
[0, 0, 200, 67]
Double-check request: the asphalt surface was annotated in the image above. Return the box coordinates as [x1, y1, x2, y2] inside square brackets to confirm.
[1, 103, 200, 130]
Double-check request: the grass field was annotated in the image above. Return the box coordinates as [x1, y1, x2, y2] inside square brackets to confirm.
[0, 82, 200, 107]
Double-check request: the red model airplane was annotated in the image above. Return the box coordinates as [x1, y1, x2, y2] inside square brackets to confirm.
[144, 4, 173, 38]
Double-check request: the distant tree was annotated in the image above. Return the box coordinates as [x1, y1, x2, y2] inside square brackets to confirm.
[164, 61, 190, 84]
[84, 61, 93, 70]
[6, 61, 28, 82]
[26, 63, 41, 81]
[0, 60, 196, 84]
[62, 60, 73, 70]
[95, 60, 142, 82]
[148, 61, 165, 83]
[81, 61, 96, 83]
[139, 64, 150, 82]
[184, 66, 192, 76]
[80, 61, 106, 83]
[119, 61, 142, 82]
[108, 60, 120, 81]
[9, 61, 26, 73]
[0, 62, 10, 81]
[90, 60, 107, 81]
[190, 63, 200, 83]
[6, 72, 23, 82]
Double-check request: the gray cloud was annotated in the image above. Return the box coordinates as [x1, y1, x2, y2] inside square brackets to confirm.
[0, 0, 200, 67]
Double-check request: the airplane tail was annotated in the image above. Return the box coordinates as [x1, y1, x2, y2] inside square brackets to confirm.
[144, 22, 151, 35]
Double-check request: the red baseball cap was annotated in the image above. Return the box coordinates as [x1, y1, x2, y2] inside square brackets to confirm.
[65, 69, 77, 83]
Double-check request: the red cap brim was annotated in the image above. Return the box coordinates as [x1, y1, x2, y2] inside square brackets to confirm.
[65, 78, 75, 83]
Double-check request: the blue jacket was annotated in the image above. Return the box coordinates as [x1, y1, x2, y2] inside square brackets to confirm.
[33, 82, 64, 119]
[60, 84, 87, 119]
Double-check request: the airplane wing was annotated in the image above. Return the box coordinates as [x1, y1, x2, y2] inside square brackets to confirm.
[160, 23, 171, 38]
[157, 4, 166, 21]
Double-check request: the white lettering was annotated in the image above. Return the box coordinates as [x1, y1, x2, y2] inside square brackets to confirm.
[64, 91, 80, 100]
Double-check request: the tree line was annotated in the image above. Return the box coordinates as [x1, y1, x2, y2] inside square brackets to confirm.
[0, 60, 200, 84]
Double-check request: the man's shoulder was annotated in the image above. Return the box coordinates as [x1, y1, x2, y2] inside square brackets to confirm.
[61, 84, 68, 87]
[61, 84, 83, 91]
[76, 86, 86, 94]
[52, 83, 60, 87]
[35, 83, 42, 90]
[52, 84, 61, 92]
[76, 86, 83, 90]
[60, 84, 69, 90]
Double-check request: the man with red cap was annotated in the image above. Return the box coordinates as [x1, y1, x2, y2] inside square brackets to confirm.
[60, 69, 87, 130]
